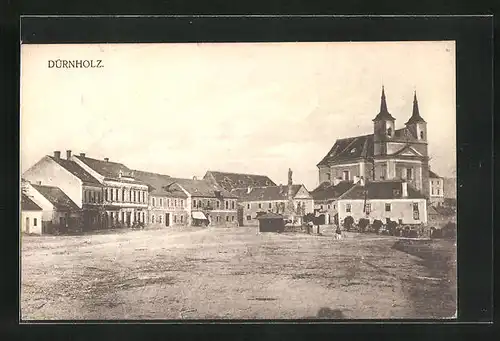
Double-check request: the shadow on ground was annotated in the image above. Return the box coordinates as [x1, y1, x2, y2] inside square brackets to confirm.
[305, 307, 346, 319]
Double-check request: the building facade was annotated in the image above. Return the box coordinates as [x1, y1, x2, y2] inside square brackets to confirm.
[71, 152, 149, 228]
[337, 180, 428, 226]
[429, 169, 445, 206]
[133, 170, 189, 228]
[317, 88, 430, 200]
[21, 193, 43, 234]
[310, 181, 356, 225]
[173, 177, 239, 227]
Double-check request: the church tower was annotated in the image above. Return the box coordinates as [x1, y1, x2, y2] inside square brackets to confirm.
[373, 86, 396, 156]
[405, 91, 430, 200]
[405, 91, 427, 143]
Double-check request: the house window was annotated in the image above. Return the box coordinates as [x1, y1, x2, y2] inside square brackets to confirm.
[387, 127, 392, 137]
[231, 216, 235, 221]
[437, 189, 441, 195]
[180, 215, 184, 223]
[385, 203, 391, 212]
[225, 201, 229, 209]
[174, 199, 178, 207]
[193, 199, 197, 208]
[232, 201, 235, 209]
[217, 216, 221, 222]
[268, 203, 272, 209]
[159, 215, 162, 223]
[320, 205, 323, 210]
[174, 215, 177, 223]
[327, 205, 331, 209]
[326, 173, 331, 181]
[406, 168, 413, 180]
[226, 216, 229, 222]
[159, 198, 163, 207]
[216, 201, 220, 209]
[247, 203, 250, 209]
[431, 188, 435, 195]
[142, 212, 145, 222]
[364, 203, 371, 213]
[33, 218, 37, 226]
[345, 203, 351, 213]
[333, 204, 336, 209]
[343, 170, 350, 181]
[258, 203, 262, 209]
[420, 131, 424, 139]
[152, 215, 155, 223]
[381, 165, 387, 180]
[246, 215, 251, 220]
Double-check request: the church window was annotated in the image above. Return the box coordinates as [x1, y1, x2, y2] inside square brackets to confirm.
[326, 173, 331, 181]
[387, 127, 392, 137]
[406, 168, 413, 180]
[343, 171, 350, 181]
[420, 131, 424, 139]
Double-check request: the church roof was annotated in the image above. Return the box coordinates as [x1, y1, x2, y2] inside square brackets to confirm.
[317, 134, 374, 166]
[405, 92, 426, 125]
[372, 86, 396, 122]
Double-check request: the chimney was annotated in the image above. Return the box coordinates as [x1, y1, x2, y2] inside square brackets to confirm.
[66, 150, 72, 159]
[53, 150, 61, 159]
[402, 181, 408, 197]
[104, 157, 109, 162]
[80, 153, 86, 157]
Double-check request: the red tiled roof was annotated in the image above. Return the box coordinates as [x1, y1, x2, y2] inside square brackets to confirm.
[21, 193, 42, 211]
[132, 170, 187, 198]
[339, 181, 426, 200]
[49, 156, 101, 185]
[31, 184, 80, 211]
[231, 185, 305, 202]
[205, 171, 276, 191]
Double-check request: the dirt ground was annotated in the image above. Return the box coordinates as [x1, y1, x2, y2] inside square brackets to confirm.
[20, 225, 457, 320]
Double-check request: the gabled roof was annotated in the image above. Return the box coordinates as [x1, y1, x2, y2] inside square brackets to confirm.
[317, 134, 374, 166]
[132, 170, 187, 198]
[339, 180, 426, 200]
[257, 212, 284, 220]
[231, 184, 305, 202]
[429, 170, 441, 179]
[310, 181, 356, 201]
[21, 193, 42, 211]
[49, 156, 101, 185]
[205, 171, 276, 191]
[74, 155, 144, 184]
[172, 178, 238, 198]
[31, 184, 80, 211]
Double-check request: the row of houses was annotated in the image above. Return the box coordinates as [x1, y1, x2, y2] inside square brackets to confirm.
[20, 87, 455, 234]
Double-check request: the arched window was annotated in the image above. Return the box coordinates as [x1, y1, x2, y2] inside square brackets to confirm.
[420, 131, 424, 139]
[387, 127, 392, 137]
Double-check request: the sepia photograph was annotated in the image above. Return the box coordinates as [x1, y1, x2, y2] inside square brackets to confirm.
[20, 41, 457, 320]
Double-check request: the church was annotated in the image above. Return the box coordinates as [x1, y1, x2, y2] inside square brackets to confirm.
[317, 87, 430, 199]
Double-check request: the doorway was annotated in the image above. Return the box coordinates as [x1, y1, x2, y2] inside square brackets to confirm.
[25, 217, 30, 234]
[165, 213, 170, 227]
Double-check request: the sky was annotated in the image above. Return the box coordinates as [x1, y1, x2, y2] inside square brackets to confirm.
[20, 41, 456, 190]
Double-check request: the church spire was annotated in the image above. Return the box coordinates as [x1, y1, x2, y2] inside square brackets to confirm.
[373, 86, 395, 122]
[405, 91, 426, 125]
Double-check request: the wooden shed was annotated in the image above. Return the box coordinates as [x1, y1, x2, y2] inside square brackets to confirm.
[257, 212, 285, 233]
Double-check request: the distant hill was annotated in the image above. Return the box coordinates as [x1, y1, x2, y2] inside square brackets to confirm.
[443, 177, 456, 199]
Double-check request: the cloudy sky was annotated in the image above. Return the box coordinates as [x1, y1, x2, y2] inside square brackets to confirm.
[20, 41, 456, 190]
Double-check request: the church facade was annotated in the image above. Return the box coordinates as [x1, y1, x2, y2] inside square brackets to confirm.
[317, 87, 430, 199]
